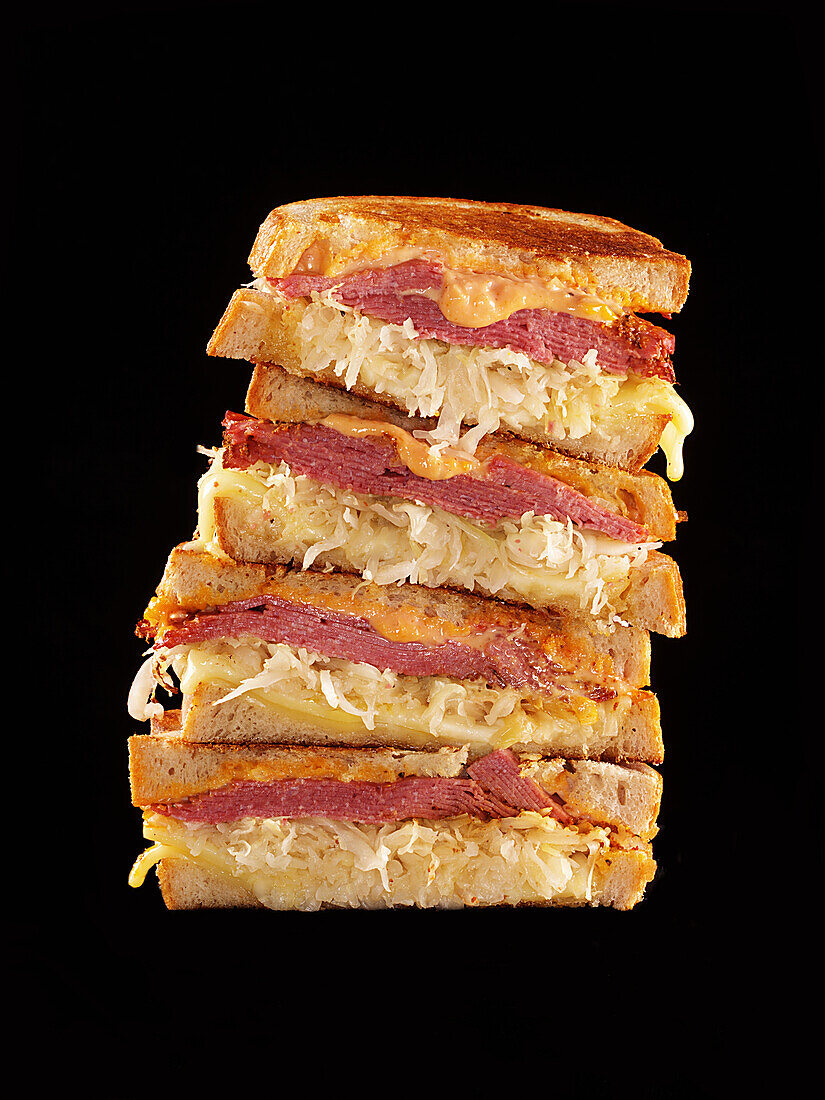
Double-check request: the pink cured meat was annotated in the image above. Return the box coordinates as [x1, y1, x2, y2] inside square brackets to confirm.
[158, 595, 615, 703]
[465, 749, 567, 814]
[152, 749, 574, 826]
[222, 414, 650, 543]
[268, 259, 675, 381]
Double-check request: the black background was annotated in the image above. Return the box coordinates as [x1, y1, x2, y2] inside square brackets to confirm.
[12, 2, 815, 1094]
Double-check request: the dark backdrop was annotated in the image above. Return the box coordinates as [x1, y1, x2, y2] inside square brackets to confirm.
[13, 2, 815, 1094]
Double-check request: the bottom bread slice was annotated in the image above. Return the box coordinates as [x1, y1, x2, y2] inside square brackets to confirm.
[135, 812, 655, 911]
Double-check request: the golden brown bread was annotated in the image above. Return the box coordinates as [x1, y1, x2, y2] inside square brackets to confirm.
[247, 195, 690, 314]
[241, 364, 681, 541]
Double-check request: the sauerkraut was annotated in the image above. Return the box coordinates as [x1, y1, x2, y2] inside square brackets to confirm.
[139, 810, 613, 909]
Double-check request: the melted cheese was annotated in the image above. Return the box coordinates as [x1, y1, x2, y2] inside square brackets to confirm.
[611, 377, 694, 481]
[128, 842, 181, 888]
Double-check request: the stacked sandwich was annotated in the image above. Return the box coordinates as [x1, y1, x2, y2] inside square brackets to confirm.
[128, 196, 692, 911]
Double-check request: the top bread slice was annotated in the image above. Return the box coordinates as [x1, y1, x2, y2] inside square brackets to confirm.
[247, 195, 691, 314]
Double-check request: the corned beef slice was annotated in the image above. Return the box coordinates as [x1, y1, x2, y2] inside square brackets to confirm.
[151, 749, 574, 826]
[268, 259, 675, 381]
[158, 595, 614, 703]
[222, 414, 650, 542]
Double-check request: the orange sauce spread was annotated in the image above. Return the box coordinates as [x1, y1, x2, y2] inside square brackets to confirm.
[293, 240, 333, 274]
[319, 413, 482, 481]
[438, 270, 621, 328]
[264, 582, 499, 649]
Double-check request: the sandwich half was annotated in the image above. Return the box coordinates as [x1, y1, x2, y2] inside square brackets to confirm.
[128, 729, 661, 910]
[207, 196, 693, 479]
[129, 545, 663, 763]
[194, 367, 685, 636]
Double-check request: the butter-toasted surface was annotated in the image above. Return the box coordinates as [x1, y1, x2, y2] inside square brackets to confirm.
[247, 196, 690, 314]
[129, 730, 470, 804]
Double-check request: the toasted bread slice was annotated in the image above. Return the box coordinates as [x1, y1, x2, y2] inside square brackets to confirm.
[241, 364, 682, 542]
[247, 196, 690, 314]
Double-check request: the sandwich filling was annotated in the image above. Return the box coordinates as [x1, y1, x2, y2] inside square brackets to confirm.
[130, 811, 632, 909]
[137, 592, 617, 703]
[141, 748, 575, 825]
[195, 449, 661, 620]
[252, 259, 693, 479]
[267, 260, 674, 378]
[129, 638, 640, 755]
[222, 412, 651, 542]
[132, 588, 629, 731]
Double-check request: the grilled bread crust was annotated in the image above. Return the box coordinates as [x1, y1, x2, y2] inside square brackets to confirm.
[246, 195, 690, 313]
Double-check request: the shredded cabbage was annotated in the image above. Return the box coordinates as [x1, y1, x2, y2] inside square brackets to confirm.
[142, 810, 613, 909]
[127, 653, 165, 722]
